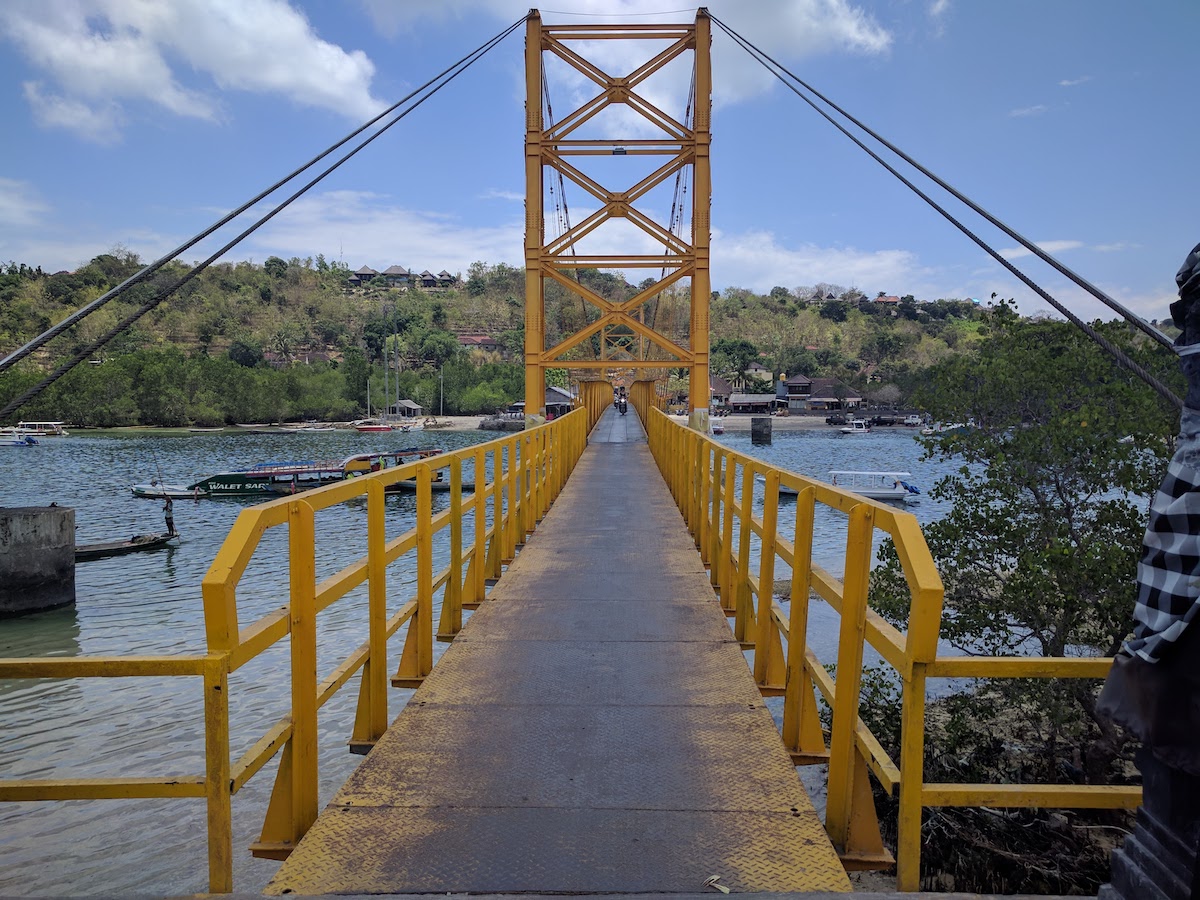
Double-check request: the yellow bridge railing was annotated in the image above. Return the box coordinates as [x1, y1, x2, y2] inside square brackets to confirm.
[639, 400, 1141, 892]
[0, 409, 588, 894]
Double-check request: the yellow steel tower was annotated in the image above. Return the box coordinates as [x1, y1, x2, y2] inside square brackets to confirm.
[524, 9, 712, 419]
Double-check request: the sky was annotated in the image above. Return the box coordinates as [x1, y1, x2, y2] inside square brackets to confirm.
[0, 0, 1197, 328]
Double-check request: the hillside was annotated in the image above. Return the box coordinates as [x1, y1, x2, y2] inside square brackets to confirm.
[0, 252, 1000, 426]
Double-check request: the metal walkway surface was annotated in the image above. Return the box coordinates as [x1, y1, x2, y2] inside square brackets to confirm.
[266, 406, 851, 896]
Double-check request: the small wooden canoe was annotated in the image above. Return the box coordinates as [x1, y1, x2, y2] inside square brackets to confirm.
[75, 531, 179, 562]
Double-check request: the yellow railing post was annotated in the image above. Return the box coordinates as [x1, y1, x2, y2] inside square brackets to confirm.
[468, 447, 488, 605]
[709, 449, 723, 589]
[782, 486, 828, 763]
[734, 464, 755, 645]
[754, 471, 784, 694]
[896, 662, 928, 891]
[825, 502, 876, 850]
[392, 465, 434, 687]
[437, 458, 464, 641]
[203, 653, 232, 893]
[350, 480, 389, 752]
[507, 436, 520, 557]
[720, 452, 736, 609]
[698, 440, 711, 566]
[289, 499, 319, 843]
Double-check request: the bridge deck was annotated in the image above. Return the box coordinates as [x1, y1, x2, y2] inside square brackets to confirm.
[266, 407, 850, 895]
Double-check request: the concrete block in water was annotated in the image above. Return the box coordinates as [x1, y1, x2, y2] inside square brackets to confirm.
[0, 506, 75, 615]
[751, 416, 773, 444]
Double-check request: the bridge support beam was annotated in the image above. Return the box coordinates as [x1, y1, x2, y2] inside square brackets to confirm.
[522, 10, 712, 422]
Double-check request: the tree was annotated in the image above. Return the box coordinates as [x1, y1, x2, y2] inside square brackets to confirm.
[228, 339, 263, 368]
[710, 337, 759, 382]
[264, 256, 288, 279]
[860, 315, 1185, 892]
[870, 314, 1181, 784]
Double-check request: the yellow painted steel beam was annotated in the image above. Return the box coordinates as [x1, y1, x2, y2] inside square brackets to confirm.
[923, 783, 1142, 809]
[927, 656, 1114, 678]
[0, 656, 207, 677]
[0, 777, 206, 801]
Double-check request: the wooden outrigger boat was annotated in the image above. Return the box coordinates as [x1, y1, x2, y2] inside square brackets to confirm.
[132, 449, 452, 499]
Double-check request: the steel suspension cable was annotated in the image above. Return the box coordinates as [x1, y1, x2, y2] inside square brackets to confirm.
[0, 15, 530, 378]
[711, 14, 1174, 352]
[0, 16, 526, 421]
[711, 15, 1182, 410]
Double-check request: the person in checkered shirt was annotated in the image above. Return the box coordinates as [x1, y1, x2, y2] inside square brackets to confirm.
[1099, 240, 1200, 774]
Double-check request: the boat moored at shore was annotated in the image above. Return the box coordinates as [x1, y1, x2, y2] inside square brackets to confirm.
[132, 449, 450, 499]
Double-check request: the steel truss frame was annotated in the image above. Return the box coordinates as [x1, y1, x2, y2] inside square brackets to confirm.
[524, 11, 711, 414]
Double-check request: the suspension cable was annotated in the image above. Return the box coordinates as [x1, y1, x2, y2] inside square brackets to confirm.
[0, 15, 529, 379]
[710, 14, 1173, 353]
[710, 15, 1182, 410]
[0, 16, 526, 421]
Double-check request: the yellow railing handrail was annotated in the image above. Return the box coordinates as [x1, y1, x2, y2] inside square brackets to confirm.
[0, 408, 589, 894]
[641, 406, 1140, 892]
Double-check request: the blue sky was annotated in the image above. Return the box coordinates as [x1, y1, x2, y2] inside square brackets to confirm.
[1, 0, 1196, 326]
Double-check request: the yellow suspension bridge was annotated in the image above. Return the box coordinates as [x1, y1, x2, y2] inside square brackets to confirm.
[0, 9, 1144, 897]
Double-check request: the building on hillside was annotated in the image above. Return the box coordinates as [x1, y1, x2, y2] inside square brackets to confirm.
[782, 374, 813, 412]
[348, 265, 457, 288]
[389, 399, 424, 418]
[348, 266, 379, 286]
[728, 392, 776, 414]
[710, 374, 732, 407]
[873, 294, 900, 304]
[382, 265, 411, 287]
[545, 385, 575, 419]
[805, 378, 862, 412]
[458, 334, 502, 353]
[730, 361, 773, 391]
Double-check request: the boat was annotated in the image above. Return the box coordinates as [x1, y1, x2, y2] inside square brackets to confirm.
[131, 449, 450, 500]
[76, 531, 179, 562]
[132, 459, 349, 499]
[352, 419, 393, 433]
[341, 449, 469, 492]
[16, 421, 68, 437]
[710, 421, 725, 435]
[840, 419, 871, 434]
[827, 470, 920, 502]
[0, 429, 39, 447]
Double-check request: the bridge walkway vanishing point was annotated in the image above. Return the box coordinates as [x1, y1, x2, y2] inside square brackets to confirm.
[266, 405, 852, 895]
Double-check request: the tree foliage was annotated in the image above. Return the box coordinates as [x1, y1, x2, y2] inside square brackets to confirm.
[871, 311, 1180, 775]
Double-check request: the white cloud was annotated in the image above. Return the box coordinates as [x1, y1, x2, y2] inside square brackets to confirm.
[1009, 104, 1049, 118]
[361, 0, 892, 116]
[711, 229, 921, 294]
[0, 177, 51, 228]
[240, 190, 522, 273]
[22, 82, 125, 145]
[999, 240, 1084, 261]
[1059, 75, 1092, 87]
[0, 0, 386, 142]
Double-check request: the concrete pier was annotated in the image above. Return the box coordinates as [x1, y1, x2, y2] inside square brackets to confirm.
[0, 506, 75, 615]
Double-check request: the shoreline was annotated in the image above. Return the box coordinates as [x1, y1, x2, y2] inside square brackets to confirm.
[61, 412, 920, 436]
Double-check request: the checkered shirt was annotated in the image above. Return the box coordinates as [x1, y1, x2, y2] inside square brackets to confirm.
[1126, 410, 1200, 662]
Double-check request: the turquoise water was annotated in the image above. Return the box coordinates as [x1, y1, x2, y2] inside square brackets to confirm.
[0, 423, 953, 896]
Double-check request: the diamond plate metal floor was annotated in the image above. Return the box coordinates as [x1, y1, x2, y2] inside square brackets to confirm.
[265, 406, 851, 896]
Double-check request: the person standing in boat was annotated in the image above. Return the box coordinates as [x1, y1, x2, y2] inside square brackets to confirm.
[163, 497, 176, 537]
